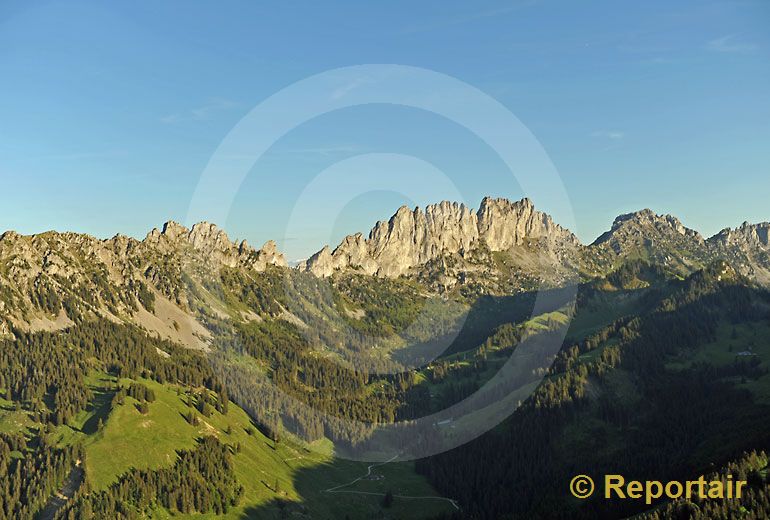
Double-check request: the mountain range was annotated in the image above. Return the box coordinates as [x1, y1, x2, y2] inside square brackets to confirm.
[1, 196, 768, 342]
[2, 196, 770, 520]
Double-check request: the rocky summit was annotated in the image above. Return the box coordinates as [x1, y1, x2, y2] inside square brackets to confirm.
[1, 196, 769, 341]
[300, 198, 770, 286]
[300, 197, 578, 278]
[0, 220, 286, 344]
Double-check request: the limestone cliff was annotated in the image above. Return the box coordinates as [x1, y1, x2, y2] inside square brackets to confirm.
[301, 197, 578, 278]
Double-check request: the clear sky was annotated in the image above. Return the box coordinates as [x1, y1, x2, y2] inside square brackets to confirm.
[1, 0, 769, 260]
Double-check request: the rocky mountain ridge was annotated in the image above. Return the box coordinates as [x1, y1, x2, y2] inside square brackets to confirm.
[301, 198, 770, 285]
[586, 209, 770, 282]
[299, 197, 579, 278]
[708, 221, 770, 285]
[144, 220, 287, 271]
[1, 197, 768, 342]
[0, 221, 285, 343]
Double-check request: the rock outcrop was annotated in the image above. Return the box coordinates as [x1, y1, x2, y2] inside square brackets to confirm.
[1, 198, 768, 343]
[585, 209, 710, 276]
[477, 197, 576, 250]
[144, 221, 287, 270]
[710, 222, 770, 249]
[301, 197, 578, 278]
[593, 209, 703, 246]
[0, 220, 287, 339]
[708, 222, 770, 284]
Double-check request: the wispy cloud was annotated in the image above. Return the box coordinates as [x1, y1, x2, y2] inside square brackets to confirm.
[160, 97, 238, 123]
[591, 130, 625, 140]
[706, 34, 758, 53]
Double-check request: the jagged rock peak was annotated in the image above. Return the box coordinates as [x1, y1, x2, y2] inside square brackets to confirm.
[0, 231, 20, 243]
[161, 220, 189, 239]
[146, 221, 230, 249]
[595, 209, 703, 245]
[710, 221, 770, 247]
[480, 195, 533, 211]
[189, 222, 233, 250]
[302, 196, 579, 278]
[253, 240, 288, 269]
[142, 221, 287, 270]
[477, 196, 576, 250]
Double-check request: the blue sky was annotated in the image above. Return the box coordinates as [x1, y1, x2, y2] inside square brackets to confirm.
[1, 0, 769, 260]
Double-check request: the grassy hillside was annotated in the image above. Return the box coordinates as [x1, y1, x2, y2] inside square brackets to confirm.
[2, 371, 454, 520]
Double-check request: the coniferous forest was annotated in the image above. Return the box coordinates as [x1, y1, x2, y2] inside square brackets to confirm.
[0, 254, 769, 519]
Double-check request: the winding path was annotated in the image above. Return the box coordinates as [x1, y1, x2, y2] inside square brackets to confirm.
[321, 454, 459, 511]
[38, 460, 84, 520]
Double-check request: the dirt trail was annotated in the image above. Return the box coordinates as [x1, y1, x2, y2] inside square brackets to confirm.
[322, 454, 459, 511]
[38, 460, 84, 520]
